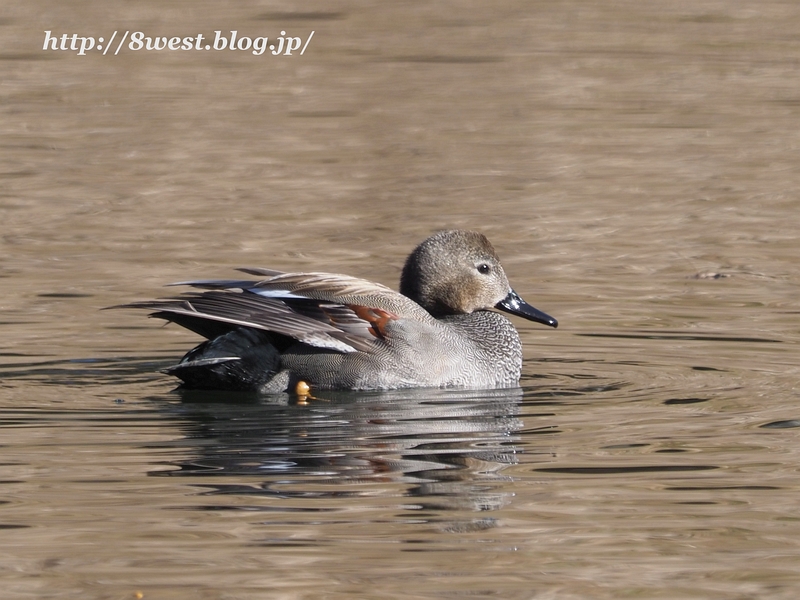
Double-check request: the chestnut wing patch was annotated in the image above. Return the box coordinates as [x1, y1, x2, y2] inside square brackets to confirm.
[348, 305, 399, 339]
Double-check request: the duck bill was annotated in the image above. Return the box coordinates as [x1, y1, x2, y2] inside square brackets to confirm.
[496, 290, 558, 328]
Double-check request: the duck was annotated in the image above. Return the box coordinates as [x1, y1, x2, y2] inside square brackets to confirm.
[120, 230, 557, 392]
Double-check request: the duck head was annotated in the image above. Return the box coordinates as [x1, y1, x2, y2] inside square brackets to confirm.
[399, 230, 557, 328]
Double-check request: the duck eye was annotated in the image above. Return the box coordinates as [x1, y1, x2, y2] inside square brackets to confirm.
[477, 263, 491, 275]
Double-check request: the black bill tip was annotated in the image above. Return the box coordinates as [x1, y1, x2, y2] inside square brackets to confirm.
[495, 289, 558, 328]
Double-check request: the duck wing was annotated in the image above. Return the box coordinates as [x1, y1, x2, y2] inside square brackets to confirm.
[118, 270, 432, 354]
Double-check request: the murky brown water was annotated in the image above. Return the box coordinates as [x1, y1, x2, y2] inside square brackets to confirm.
[2, 1, 800, 598]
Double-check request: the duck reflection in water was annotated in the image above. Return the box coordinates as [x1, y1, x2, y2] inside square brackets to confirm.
[154, 387, 557, 517]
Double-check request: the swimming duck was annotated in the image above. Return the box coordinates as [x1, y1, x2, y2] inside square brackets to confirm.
[121, 230, 557, 391]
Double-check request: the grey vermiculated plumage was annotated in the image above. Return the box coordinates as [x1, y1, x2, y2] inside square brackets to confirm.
[116, 230, 557, 391]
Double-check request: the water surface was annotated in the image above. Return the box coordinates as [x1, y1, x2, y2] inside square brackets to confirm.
[2, 1, 799, 598]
